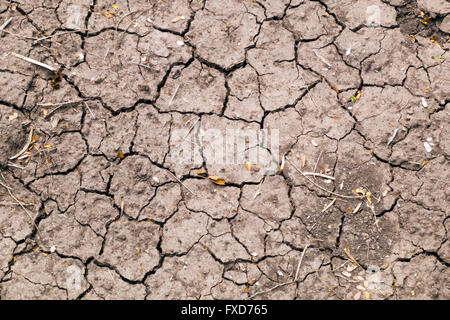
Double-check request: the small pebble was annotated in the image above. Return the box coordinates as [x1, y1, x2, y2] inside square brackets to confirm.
[50, 246, 56, 253]
[176, 40, 185, 46]
[421, 97, 428, 108]
[424, 142, 432, 153]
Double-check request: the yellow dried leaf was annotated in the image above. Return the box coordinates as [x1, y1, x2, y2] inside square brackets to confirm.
[344, 247, 362, 268]
[302, 155, 306, 168]
[245, 161, 252, 171]
[364, 291, 371, 300]
[117, 152, 125, 159]
[410, 34, 416, 43]
[208, 175, 226, 185]
[196, 170, 208, 177]
[100, 11, 116, 19]
[43, 144, 51, 149]
[421, 160, 429, 167]
[43, 109, 48, 116]
[32, 135, 39, 143]
[112, 5, 118, 9]
[366, 191, 372, 205]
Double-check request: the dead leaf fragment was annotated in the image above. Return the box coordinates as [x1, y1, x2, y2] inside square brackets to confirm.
[196, 170, 208, 178]
[171, 15, 185, 23]
[344, 247, 362, 269]
[100, 11, 116, 19]
[208, 175, 226, 186]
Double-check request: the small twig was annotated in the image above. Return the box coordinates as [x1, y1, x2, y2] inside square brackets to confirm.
[247, 281, 294, 300]
[166, 171, 196, 196]
[253, 179, 264, 199]
[16, 152, 31, 160]
[10, 52, 56, 72]
[7, 162, 25, 170]
[36, 100, 82, 107]
[115, 10, 142, 33]
[313, 49, 332, 67]
[0, 175, 42, 239]
[103, 46, 111, 61]
[344, 247, 362, 269]
[321, 198, 336, 213]
[0, 17, 13, 36]
[32, 31, 77, 44]
[138, 63, 152, 70]
[387, 128, 398, 146]
[286, 157, 362, 199]
[9, 126, 33, 161]
[302, 172, 335, 180]
[313, 150, 323, 181]
[0, 201, 34, 207]
[83, 101, 96, 118]
[248, 245, 310, 300]
[294, 244, 309, 281]
[168, 84, 181, 106]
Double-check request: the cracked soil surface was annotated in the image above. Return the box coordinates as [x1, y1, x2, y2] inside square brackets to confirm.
[0, 0, 449, 300]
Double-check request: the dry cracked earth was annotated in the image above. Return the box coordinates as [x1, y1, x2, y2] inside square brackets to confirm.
[0, 0, 449, 300]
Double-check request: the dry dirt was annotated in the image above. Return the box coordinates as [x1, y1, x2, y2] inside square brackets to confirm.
[0, 0, 449, 300]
